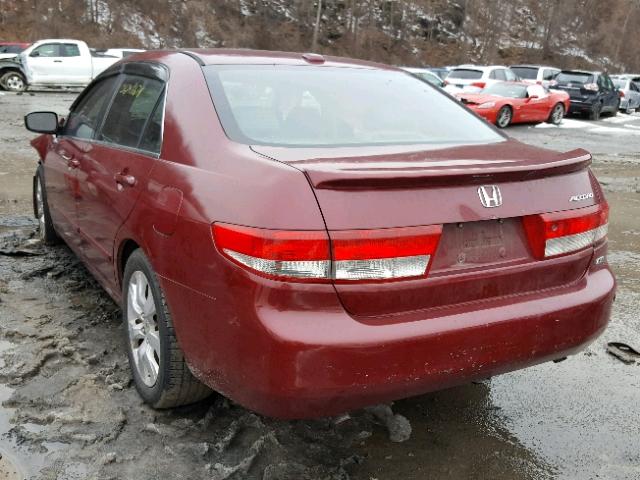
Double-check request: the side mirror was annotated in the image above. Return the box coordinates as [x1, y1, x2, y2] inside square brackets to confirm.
[25, 111, 59, 134]
[30, 51, 40, 57]
[526, 95, 539, 101]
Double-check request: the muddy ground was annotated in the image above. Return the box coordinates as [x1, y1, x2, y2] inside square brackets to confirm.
[0, 91, 639, 480]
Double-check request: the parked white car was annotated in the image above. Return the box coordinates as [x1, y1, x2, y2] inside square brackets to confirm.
[0, 39, 120, 92]
[510, 65, 561, 87]
[445, 65, 518, 93]
[612, 76, 640, 113]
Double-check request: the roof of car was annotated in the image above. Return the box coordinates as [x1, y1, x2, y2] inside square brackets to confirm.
[147, 49, 399, 71]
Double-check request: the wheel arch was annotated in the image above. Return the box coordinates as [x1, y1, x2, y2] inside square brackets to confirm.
[0, 66, 26, 88]
[118, 239, 141, 288]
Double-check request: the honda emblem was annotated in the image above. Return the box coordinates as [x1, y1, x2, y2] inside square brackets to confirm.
[478, 185, 502, 208]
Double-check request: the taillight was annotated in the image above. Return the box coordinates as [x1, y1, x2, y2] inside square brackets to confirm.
[212, 223, 442, 283]
[471, 81, 486, 89]
[212, 224, 331, 281]
[619, 90, 625, 97]
[522, 203, 608, 260]
[330, 226, 442, 282]
[583, 83, 599, 92]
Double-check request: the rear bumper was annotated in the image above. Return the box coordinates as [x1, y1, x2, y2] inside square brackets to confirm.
[164, 264, 615, 419]
[568, 99, 597, 113]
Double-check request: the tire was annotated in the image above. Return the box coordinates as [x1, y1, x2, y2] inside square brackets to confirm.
[495, 105, 512, 128]
[33, 166, 60, 245]
[1, 71, 26, 92]
[588, 102, 602, 121]
[123, 249, 211, 408]
[547, 102, 564, 125]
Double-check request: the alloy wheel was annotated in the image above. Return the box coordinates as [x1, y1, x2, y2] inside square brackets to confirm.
[127, 271, 161, 387]
[497, 107, 511, 128]
[551, 104, 564, 124]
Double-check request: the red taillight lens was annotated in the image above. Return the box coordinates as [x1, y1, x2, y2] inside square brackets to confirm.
[212, 223, 442, 283]
[619, 90, 625, 97]
[212, 223, 331, 281]
[471, 81, 486, 89]
[522, 203, 609, 260]
[330, 226, 442, 282]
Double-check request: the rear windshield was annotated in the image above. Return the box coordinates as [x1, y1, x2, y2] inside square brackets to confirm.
[204, 65, 503, 147]
[556, 72, 594, 85]
[448, 69, 483, 80]
[510, 67, 538, 80]
[483, 83, 528, 98]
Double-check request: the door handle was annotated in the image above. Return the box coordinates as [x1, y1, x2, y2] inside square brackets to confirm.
[68, 159, 80, 169]
[60, 151, 73, 161]
[114, 172, 136, 187]
[53, 60, 63, 63]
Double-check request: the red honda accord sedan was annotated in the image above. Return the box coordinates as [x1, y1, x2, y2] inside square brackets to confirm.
[24, 50, 615, 419]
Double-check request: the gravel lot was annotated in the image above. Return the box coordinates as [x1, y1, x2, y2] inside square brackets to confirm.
[0, 91, 639, 480]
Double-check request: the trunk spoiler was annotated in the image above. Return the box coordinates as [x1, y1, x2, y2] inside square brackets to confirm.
[251, 142, 592, 190]
[305, 151, 591, 190]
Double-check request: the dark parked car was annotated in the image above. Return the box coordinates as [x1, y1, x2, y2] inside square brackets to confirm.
[24, 50, 615, 419]
[554, 70, 620, 120]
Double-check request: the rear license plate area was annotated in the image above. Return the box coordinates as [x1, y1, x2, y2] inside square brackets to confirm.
[431, 219, 529, 271]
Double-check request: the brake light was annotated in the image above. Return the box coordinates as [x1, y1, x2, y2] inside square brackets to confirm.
[212, 223, 442, 283]
[583, 83, 599, 92]
[522, 203, 608, 260]
[471, 81, 486, 89]
[331, 226, 442, 281]
[619, 90, 625, 97]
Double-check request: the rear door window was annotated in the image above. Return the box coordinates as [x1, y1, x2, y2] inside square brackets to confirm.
[543, 69, 559, 80]
[504, 69, 517, 81]
[98, 75, 165, 151]
[65, 76, 119, 139]
[61, 44, 81, 57]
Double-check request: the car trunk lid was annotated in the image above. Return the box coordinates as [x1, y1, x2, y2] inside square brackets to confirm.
[252, 139, 601, 318]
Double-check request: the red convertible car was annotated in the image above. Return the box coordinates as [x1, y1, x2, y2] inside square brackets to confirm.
[24, 50, 614, 418]
[457, 82, 571, 128]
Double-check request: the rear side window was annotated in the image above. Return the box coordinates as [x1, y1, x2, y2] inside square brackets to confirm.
[448, 69, 483, 80]
[31, 43, 60, 57]
[504, 69, 517, 81]
[511, 67, 538, 80]
[542, 69, 558, 80]
[98, 75, 165, 151]
[65, 76, 119, 139]
[61, 44, 80, 57]
[493, 69, 507, 81]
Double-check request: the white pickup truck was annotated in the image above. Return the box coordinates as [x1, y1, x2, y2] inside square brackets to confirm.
[0, 39, 121, 92]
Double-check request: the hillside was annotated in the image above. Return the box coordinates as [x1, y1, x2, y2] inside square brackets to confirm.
[1, 0, 639, 71]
